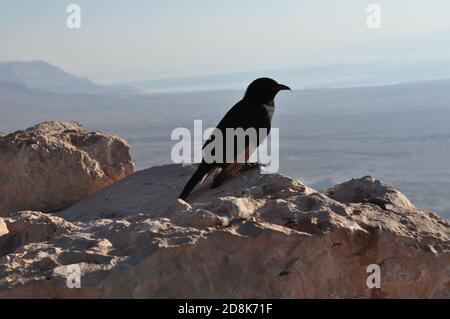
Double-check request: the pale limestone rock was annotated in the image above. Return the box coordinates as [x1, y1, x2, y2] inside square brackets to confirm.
[322, 176, 413, 209]
[0, 218, 7, 236]
[0, 121, 134, 216]
[0, 211, 80, 258]
[0, 164, 448, 298]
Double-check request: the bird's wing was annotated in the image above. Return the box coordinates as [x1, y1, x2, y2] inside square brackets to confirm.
[202, 100, 268, 163]
[202, 100, 246, 150]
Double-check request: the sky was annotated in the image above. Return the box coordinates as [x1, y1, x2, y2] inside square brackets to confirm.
[1, 0, 450, 80]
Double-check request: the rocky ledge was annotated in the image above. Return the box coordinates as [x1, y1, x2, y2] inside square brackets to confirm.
[0, 164, 448, 298]
[0, 121, 135, 217]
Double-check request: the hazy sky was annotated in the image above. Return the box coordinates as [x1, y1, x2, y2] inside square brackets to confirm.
[1, 0, 450, 80]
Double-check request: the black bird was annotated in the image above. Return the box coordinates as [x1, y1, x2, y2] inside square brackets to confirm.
[179, 77, 291, 201]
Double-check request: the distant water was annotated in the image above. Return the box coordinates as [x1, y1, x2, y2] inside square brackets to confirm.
[96, 59, 450, 93]
[2, 64, 450, 219]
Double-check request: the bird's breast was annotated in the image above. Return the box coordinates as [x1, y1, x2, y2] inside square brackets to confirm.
[259, 103, 275, 123]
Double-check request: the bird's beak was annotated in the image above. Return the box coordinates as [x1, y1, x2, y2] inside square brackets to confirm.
[277, 83, 291, 91]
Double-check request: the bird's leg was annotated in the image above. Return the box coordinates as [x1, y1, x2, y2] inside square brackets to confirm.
[240, 162, 266, 171]
[212, 167, 222, 179]
[212, 163, 243, 188]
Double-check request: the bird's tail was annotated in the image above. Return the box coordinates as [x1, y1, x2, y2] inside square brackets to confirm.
[179, 162, 215, 200]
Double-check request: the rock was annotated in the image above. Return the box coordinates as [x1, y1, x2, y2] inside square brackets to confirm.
[0, 218, 7, 236]
[0, 121, 135, 217]
[0, 164, 449, 298]
[0, 211, 80, 258]
[322, 176, 414, 210]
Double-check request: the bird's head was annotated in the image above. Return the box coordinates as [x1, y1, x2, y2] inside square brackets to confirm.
[244, 77, 291, 102]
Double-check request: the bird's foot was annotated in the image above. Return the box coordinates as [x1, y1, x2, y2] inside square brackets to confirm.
[241, 162, 266, 171]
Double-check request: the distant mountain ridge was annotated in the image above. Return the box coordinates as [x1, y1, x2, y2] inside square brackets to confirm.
[0, 80, 34, 95]
[0, 61, 135, 95]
